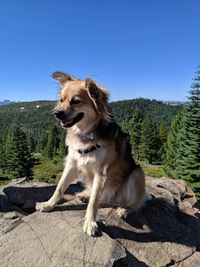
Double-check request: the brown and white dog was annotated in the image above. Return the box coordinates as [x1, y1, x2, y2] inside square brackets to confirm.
[36, 72, 146, 236]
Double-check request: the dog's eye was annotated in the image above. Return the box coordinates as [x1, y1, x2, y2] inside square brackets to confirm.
[60, 98, 64, 103]
[70, 98, 81, 105]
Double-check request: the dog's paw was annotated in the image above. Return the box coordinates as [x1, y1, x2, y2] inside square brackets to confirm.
[35, 201, 54, 212]
[116, 207, 128, 219]
[83, 219, 100, 237]
[77, 192, 90, 203]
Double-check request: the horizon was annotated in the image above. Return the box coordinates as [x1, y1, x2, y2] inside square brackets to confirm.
[0, 0, 200, 102]
[0, 97, 187, 104]
[0, 95, 190, 103]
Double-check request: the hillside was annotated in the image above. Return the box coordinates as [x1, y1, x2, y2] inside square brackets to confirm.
[0, 98, 181, 138]
[110, 98, 181, 125]
[0, 100, 56, 139]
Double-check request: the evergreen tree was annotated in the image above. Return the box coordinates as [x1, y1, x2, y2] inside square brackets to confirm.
[36, 131, 48, 153]
[45, 124, 60, 159]
[175, 69, 200, 195]
[163, 110, 183, 178]
[128, 109, 143, 160]
[4, 126, 33, 178]
[27, 134, 35, 153]
[59, 130, 67, 157]
[122, 119, 130, 133]
[0, 136, 3, 170]
[139, 115, 161, 164]
[0, 127, 13, 173]
[157, 123, 168, 162]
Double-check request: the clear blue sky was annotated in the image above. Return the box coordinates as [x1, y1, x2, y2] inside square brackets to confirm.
[0, 0, 199, 102]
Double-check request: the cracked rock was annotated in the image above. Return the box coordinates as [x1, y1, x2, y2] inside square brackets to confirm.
[0, 211, 126, 267]
[0, 177, 200, 267]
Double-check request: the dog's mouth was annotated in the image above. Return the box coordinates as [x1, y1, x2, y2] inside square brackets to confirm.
[60, 112, 84, 128]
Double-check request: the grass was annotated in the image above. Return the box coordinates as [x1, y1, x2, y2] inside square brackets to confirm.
[33, 154, 64, 184]
[0, 154, 64, 185]
[142, 164, 165, 178]
[0, 169, 11, 186]
[0, 179, 10, 186]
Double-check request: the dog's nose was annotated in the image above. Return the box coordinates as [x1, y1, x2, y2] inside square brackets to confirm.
[54, 110, 66, 120]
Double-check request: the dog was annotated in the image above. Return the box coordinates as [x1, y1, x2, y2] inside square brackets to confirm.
[36, 72, 145, 236]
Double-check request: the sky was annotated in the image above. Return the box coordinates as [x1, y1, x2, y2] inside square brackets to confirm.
[0, 0, 200, 102]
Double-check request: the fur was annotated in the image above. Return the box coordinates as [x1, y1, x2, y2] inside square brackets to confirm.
[36, 72, 145, 236]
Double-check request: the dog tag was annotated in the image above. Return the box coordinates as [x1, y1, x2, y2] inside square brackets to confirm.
[82, 133, 95, 141]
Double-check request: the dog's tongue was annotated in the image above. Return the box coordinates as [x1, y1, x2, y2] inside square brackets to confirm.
[61, 119, 72, 127]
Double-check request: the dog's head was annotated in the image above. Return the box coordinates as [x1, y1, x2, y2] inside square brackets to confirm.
[53, 71, 110, 129]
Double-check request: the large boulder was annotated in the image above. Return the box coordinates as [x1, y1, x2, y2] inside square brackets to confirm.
[0, 177, 200, 267]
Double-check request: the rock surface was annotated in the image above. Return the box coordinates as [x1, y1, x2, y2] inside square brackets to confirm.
[0, 177, 200, 267]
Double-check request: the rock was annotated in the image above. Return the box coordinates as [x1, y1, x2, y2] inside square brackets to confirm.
[0, 177, 200, 267]
[0, 207, 126, 267]
[152, 177, 180, 196]
[146, 176, 198, 214]
[2, 179, 84, 213]
[178, 252, 200, 267]
[99, 204, 199, 267]
[0, 179, 27, 214]
[146, 180, 174, 204]
[0, 211, 23, 238]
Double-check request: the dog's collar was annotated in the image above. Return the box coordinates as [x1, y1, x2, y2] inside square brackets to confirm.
[77, 144, 102, 154]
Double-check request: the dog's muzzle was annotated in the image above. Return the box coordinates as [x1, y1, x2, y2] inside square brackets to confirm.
[54, 110, 84, 128]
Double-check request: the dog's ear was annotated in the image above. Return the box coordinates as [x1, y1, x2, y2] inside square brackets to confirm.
[85, 78, 109, 113]
[85, 79, 100, 100]
[52, 71, 77, 85]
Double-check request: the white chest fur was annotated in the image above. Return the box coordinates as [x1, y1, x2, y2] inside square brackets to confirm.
[68, 147, 107, 175]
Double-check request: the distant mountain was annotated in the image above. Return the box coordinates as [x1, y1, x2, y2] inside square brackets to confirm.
[110, 98, 182, 125]
[0, 100, 15, 106]
[162, 101, 187, 106]
[0, 100, 56, 136]
[0, 98, 182, 141]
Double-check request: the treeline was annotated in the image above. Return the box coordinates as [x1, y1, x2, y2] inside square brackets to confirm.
[164, 68, 200, 197]
[0, 97, 180, 183]
[123, 111, 168, 164]
[0, 126, 33, 179]
[0, 123, 67, 181]
[122, 68, 200, 197]
[110, 98, 180, 126]
[0, 100, 56, 147]
[0, 99, 180, 150]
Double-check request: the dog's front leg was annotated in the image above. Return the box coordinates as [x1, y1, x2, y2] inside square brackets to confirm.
[36, 160, 77, 212]
[83, 172, 105, 236]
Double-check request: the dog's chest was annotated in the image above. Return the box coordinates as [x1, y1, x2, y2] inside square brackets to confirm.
[78, 153, 95, 166]
[75, 149, 107, 174]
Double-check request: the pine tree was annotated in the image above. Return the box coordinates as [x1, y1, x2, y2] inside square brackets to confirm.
[158, 123, 168, 162]
[36, 131, 48, 153]
[45, 124, 60, 159]
[122, 119, 130, 133]
[128, 109, 143, 160]
[4, 126, 33, 178]
[0, 127, 13, 173]
[58, 130, 68, 157]
[175, 68, 200, 195]
[139, 115, 161, 164]
[0, 136, 3, 170]
[163, 110, 184, 178]
[27, 134, 35, 153]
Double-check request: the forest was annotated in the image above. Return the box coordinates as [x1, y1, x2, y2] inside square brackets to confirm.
[0, 69, 199, 198]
